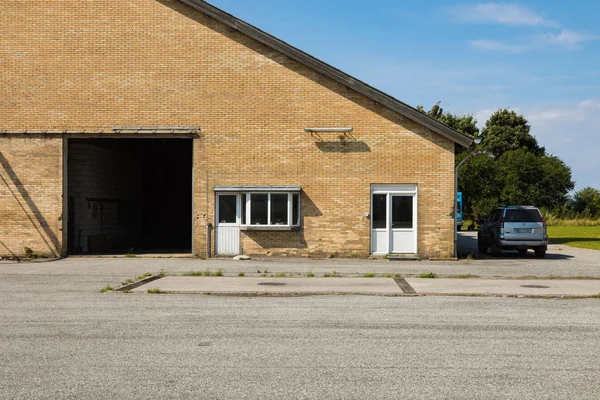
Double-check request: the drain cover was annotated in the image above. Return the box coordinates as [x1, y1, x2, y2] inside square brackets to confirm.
[520, 285, 550, 289]
[258, 282, 287, 286]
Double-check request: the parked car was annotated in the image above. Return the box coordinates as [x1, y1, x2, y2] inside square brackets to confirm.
[477, 206, 548, 258]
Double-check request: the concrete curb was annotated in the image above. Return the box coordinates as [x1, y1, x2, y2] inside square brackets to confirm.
[116, 276, 162, 291]
[135, 290, 600, 299]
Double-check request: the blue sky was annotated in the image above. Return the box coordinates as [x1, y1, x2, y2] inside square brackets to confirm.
[209, 0, 600, 191]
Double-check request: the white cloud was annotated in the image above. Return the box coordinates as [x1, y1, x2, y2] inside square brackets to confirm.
[519, 100, 600, 190]
[471, 29, 598, 53]
[536, 30, 598, 49]
[451, 3, 558, 27]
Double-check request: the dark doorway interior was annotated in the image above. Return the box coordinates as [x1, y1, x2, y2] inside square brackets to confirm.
[67, 138, 192, 254]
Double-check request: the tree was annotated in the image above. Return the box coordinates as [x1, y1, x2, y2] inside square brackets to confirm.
[573, 187, 600, 217]
[417, 102, 480, 138]
[498, 150, 573, 209]
[418, 104, 574, 220]
[480, 109, 544, 158]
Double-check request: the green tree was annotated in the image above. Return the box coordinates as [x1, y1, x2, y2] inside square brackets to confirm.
[498, 150, 573, 209]
[417, 102, 480, 138]
[419, 104, 574, 220]
[573, 187, 600, 217]
[481, 109, 544, 158]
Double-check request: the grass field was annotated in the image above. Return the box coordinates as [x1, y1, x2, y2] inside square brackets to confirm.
[548, 225, 600, 251]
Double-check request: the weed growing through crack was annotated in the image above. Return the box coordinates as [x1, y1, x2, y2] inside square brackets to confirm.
[275, 272, 287, 277]
[122, 290, 132, 294]
[418, 272, 438, 279]
[214, 269, 224, 277]
[136, 272, 152, 281]
[323, 270, 341, 278]
[260, 273, 268, 277]
[456, 274, 475, 279]
[121, 279, 134, 286]
[362, 273, 377, 278]
[304, 272, 315, 277]
[238, 272, 245, 277]
[147, 288, 165, 294]
[100, 285, 114, 293]
[183, 271, 205, 277]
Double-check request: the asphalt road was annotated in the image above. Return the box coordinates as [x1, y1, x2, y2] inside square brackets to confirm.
[1, 265, 600, 399]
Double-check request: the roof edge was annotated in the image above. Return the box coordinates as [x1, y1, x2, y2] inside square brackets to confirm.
[178, 0, 474, 148]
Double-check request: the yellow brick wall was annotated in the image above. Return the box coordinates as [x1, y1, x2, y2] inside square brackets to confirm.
[0, 136, 63, 258]
[0, 0, 456, 258]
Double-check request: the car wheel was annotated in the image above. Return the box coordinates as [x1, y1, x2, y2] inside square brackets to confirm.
[478, 242, 488, 254]
[491, 242, 501, 257]
[518, 249, 527, 256]
[535, 250, 546, 258]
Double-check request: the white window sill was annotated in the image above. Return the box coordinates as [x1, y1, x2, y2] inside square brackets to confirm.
[240, 225, 300, 231]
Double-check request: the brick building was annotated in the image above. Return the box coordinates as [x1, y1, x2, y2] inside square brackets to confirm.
[0, 0, 473, 259]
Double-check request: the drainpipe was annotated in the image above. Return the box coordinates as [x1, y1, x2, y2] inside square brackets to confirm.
[454, 139, 481, 259]
[206, 223, 213, 258]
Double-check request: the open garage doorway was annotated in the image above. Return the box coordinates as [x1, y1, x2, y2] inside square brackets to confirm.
[66, 138, 193, 255]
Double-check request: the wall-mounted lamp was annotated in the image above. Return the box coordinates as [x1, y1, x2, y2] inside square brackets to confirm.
[304, 127, 353, 133]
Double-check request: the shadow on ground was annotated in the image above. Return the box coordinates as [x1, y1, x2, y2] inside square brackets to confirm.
[458, 231, 574, 260]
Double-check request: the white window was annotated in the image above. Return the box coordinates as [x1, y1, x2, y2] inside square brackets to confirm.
[213, 186, 301, 230]
[243, 192, 301, 227]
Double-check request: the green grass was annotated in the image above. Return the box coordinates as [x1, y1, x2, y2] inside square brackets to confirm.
[136, 272, 153, 281]
[418, 272, 438, 279]
[183, 269, 224, 277]
[548, 225, 600, 251]
[546, 218, 600, 227]
[183, 271, 205, 276]
[99, 285, 114, 293]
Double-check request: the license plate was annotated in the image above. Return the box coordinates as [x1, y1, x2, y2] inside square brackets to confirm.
[515, 228, 532, 233]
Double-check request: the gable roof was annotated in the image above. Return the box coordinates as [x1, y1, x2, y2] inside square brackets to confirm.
[179, 0, 474, 148]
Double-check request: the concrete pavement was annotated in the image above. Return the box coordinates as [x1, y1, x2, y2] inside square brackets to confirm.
[2, 240, 600, 399]
[131, 276, 600, 297]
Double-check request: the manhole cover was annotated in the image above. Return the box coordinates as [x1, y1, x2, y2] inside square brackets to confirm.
[258, 282, 287, 286]
[520, 285, 550, 289]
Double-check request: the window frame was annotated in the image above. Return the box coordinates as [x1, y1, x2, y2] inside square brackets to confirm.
[241, 192, 301, 228]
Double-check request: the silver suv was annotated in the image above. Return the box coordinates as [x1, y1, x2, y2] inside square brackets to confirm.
[477, 206, 548, 258]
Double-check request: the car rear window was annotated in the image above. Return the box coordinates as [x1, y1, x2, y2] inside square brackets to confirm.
[505, 209, 543, 223]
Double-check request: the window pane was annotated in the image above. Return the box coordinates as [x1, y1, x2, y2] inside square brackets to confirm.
[241, 194, 247, 224]
[270, 194, 289, 225]
[218, 195, 237, 224]
[293, 193, 300, 225]
[392, 196, 413, 229]
[505, 209, 542, 222]
[372, 194, 386, 229]
[250, 194, 268, 225]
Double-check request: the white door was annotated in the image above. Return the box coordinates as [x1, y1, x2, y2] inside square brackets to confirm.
[215, 194, 240, 256]
[370, 185, 417, 255]
[390, 194, 415, 253]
